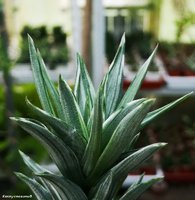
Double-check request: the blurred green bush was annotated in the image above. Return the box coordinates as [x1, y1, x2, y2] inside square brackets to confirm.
[0, 84, 48, 194]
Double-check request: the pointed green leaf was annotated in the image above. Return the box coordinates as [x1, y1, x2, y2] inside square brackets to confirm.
[128, 132, 141, 150]
[59, 75, 88, 139]
[12, 117, 85, 185]
[19, 150, 50, 174]
[137, 173, 145, 184]
[74, 53, 95, 120]
[26, 98, 86, 159]
[36, 173, 87, 200]
[92, 143, 165, 199]
[19, 151, 62, 200]
[82, 83, 103, 176]
[120, 178, 162, 200]
[36, 50, 64, 120]
[89, 99, 155, 183]
[105, 34, 125, 118]
[43, 183, 63, 200]
[118, 46, 158, 108]
[28, 35, 55, 116]
[109, 143, 166, 197]
[15, 172, 53, 200]
[141, 92, 193, 129]
[102, 98, 146, 149]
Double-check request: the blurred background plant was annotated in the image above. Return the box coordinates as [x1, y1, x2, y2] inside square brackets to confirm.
[0, 83, 48, 194]
[138, 115, 195, 172]
[18, 25, 69, 69]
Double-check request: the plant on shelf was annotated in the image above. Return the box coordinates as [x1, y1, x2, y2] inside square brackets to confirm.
[18, 25, 49, 63]
[106, 31, 159, 72]
[18, 25, 69, 69]
[161, 115, 195, 172]
[49, 26, 69, 69]
[11, 34, 192, 199]
[139, 115, 195, 177]
[125, 31, 159, 71]
[159, 42, 195, 76]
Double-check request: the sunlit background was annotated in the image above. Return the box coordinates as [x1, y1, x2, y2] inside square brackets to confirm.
[0, 0, 195, 199]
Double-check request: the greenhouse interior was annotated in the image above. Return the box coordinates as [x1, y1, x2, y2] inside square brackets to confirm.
[0, 0, 195, 200]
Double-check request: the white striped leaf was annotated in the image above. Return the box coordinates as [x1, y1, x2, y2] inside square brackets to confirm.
[109, 143, 166, 197]
[28, 36, 55, 116]
[26, 98, 86, 159]
[19, 150, 50, 174]
[59, 75, 88, 139]
[19, 151, 62, 200]
[141, 92, 193, 129]
[102, 98, 146, 149]
[82, 82, 104, 176]
[105, 34, 125, 118]
[120, 178, 162, 200]
[36, 50, 64, 120]
[118, 46, 158, 108]
[89, 99, 155, 183]
[12, 117, 85, 185]
[15, 172, 53, 200]
[36, 173, 87, 200]
[90, 143, 165, 199]
[74, 53, 95, 120]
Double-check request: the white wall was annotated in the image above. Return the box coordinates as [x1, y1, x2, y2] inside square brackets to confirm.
[6, 0, 72, 58]
[14, 0, 71, 31]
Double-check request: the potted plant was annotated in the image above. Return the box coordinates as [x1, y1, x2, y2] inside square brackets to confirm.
[139, 116, 195, 184]
[162, 116, 195, 183]
[11, 35, 192, 199]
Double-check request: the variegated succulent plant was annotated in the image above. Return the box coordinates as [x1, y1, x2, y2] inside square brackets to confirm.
[12, 34, 191, 200]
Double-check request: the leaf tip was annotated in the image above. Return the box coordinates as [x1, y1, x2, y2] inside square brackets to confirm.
[143, 98, 156, 107]
[14, 172, 24, 179]
[188, 91, 194, 96]
[10, 117, 19, 122]
[121, 32, 126, 43]
[27, 34, 33, 41]
[25, 96, 31, 104]
[159, 142, 167, 147]
[18, 150, 25, 157]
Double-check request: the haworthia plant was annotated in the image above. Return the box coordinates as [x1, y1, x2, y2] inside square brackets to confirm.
[12, 35, 192, 200]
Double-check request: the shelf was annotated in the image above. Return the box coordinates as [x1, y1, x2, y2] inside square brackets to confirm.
[139, 86, 195, 97]
[0, 63, 75, 84]
[123, 68, 195, 96]
[1, 64, 195, 97]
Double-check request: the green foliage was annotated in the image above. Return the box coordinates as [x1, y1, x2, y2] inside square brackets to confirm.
[158, 42, 195, 75]
[176, 11, 195, 41]
[126, 31, 154, 60]
[13, 35, 192, 200]
[106, 31, 155, 66]
[0, 84, 47, 194]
